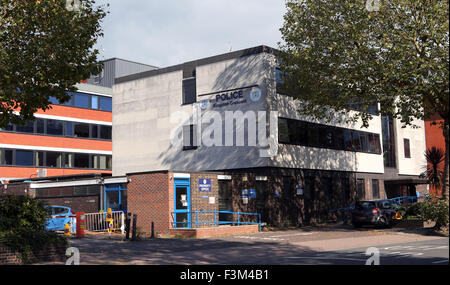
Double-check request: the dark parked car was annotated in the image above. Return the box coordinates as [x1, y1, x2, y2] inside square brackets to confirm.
[351, 200, 399, 228]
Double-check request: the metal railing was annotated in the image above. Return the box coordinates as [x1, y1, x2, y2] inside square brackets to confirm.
[84, 211, 125, 234]
[171, 211, 262, 232]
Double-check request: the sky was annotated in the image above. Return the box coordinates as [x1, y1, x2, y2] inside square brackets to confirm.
[94, 0, 287, 68]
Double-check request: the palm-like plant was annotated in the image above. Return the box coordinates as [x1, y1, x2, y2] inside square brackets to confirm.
[425, 147, 445, 191]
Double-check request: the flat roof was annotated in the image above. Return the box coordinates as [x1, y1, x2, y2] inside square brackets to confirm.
[115, 45, 278, 85]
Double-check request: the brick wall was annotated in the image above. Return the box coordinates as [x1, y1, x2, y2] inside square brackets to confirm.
[0, 246, 21, 265]
[190, 173, 219, 228]
[0, 243, 67, 265]
[128, 171, 170, 235]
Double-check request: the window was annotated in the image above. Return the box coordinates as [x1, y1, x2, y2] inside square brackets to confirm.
[0, 122, 14, 132]
[360, 133, 369, 153]
[99, 125, 112, 140]
[74, 153, 90, 168]
[35, 152, 44, 167]
[64, 153, 73, 168]
[36, 119, 45, 134]
[73, 123, 90, 138]
[372, 179, 380, 199]
[91, 125, 99, 139]
[94, 155, 108, 170]
[15, 121, 34, 133]
[351, 131, 361, 152]
[46, 152, 62, 168]
[404, 138, 411, 158]
[47, 120, 64, 136]
[91, 95, 99, 110]
[282, 177, 292, 200]
[3, 150, 13, 165]
[183, 125, 198, 150]
[343, 130, 353, 151]
[182, 78, 197, 105]
[278, 118, 289, 143]
[357, 179, 365, 200]
[15, 150, 33, 166]
[74, 93, 91, 108]
[99, 96, 112, 111]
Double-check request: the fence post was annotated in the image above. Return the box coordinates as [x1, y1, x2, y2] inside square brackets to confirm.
[151, 221, 155, 238]
[196, 212, 199, 228]
[214, 212, 216, 227]
[125, 213, 131, 239]
[120, 212, 125, 234]
[237, 213, 240, 226]
[131, 214, 137, 241]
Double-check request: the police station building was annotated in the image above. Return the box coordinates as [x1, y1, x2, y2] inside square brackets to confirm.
[112, 45, 427, 235]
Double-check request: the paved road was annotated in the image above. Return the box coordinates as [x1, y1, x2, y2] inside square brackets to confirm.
[52, 225, 449, 265]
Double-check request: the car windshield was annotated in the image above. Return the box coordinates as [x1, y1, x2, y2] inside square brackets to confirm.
[356, 201, 376, 210]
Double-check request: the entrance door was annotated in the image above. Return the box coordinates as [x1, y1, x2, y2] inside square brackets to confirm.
[174, 180, 191, 228]
[218, 180, 233, 222]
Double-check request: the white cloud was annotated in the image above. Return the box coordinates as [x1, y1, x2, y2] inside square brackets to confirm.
[94, 0, 287, 67]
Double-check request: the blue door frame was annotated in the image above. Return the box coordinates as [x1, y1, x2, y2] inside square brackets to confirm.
[173, 178, 191, 229]
[104, 184, 127, 213]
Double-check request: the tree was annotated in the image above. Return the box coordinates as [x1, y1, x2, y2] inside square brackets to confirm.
[0, 0, 107, 128]
[425, 147, 445, 194]
[279, 0, 449, 198]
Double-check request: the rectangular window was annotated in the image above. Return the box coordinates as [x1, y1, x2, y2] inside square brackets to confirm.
[74, 153, 90, 168]
[99, 125, 112, 140]
[343, 130, 353, 151]
[91, 95, 99, 110]
[333, 128, 344, 150]
[308, 126, 320, 148]
[15, 121, 34, 133]
[91, 125, 99, 139]
[360, 133, 369, 153]
[15, 150, 33, 166]
[99, 96, 112, 112]
[47, 120, 64, 136]
[107, 155, 112, 170]
[404, 138, 411, 158]
[372, 179, 380, 199]
[278, 118, 290, 143]
[357, 179, 365, 200]
[46, 152, 62, 168]
[182, 78, 197, 105]
[65, 122, 73, 137]
[74, 92, 91, 109]
[36, 119, 45, 134]
[73, 123, 90, 138]
[183, 125, 198, 150]
[352, 131, 361, 152]
[64, 153, 73, 168]
[3, 150, 13, 165]
[0, 122, 14, 132]
[35, 151, 44, 167]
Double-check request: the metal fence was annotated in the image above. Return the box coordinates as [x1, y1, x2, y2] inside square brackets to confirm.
[84, 211, 125, 234]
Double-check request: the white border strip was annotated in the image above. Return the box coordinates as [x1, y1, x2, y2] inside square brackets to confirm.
[33, 113, 112, 126]
[218, 175, 232, 180]
[30, 179, 101, 189]
[173, 173, 190, 178]
[0, 144, 112, 155]
[104, 177, 128, 184]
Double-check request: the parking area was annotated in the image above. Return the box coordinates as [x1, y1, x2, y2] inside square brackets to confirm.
[39, 223, 448, 265]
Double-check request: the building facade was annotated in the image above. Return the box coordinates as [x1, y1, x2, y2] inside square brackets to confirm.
[112, 45, 428, 228]
[0, 83, 113, 182]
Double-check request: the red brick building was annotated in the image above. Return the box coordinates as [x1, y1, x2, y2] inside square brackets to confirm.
[425, 114, 446, 196]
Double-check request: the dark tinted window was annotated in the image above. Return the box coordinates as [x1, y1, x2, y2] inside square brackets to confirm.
[47, 120, 64, 136]
[357, 179, 365, 200]
[183, 125, 197, 150]
[74, 153, 90, 168]
[36, 151, 44, 167]
[36, 119, 45, 134]
[74, 93, 91, 108]
[372, 179, 380, 199]
[182, 78, 197, 105]
[91, 125, 99, 139]
[100, 125, 112, 140]
[46, 152, 62, 168]
[73, 123, 90, 138]
[99, 97, 112, 111]
[356, 201, 376, 210]
[404, 138, 411, 158]
[4, 150, 13, 165]
[65, 122, 73, 137]
[15, 121, 34, 133]
[15, 150, 33, 166]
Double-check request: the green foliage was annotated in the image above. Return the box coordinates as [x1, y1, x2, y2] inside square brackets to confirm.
[0, 195, 48, 233]
[0, 0, 108, 128]
[0, 195, 67, 263]
[399, 197, 449, 229]
[425, 147, 445, 190]
[420, 196, 449, 229]
[279, 0, 449, 128]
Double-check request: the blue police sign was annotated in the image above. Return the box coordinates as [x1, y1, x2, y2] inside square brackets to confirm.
[199, 179, 212, 192]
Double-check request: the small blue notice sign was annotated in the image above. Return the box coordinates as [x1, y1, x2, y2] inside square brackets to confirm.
[199, 179, 212, 192]
[249, 189, 256, 199]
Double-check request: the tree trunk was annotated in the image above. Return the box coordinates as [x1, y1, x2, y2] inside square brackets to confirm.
[442, 118, 449, 201]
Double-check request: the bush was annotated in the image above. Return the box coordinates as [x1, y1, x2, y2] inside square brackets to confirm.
[0, 195, 48, 233]
[420, 197, 449, 230]
[401, 196, 449, 230]
[0, 195, 67, 263]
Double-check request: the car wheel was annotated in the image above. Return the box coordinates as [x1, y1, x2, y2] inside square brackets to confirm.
[376, 217, 388, 229]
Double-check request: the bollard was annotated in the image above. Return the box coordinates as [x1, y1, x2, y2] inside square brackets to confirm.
[151, 221, 155, 238]
[131, 214, 137, 240]
[64, 222, 71, 237]
[76, 212, 85, 238]
[125, 213, 132, 240]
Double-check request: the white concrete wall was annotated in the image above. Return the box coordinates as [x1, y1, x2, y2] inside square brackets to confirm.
[113, 53, 271, 176]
